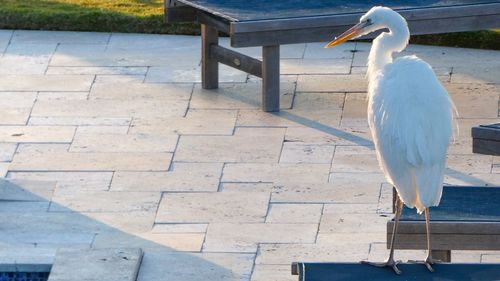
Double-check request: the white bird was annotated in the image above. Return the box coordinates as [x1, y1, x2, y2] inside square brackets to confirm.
[325, 6, 455, 274]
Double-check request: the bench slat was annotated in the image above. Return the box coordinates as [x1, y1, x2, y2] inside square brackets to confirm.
[291, 262, 500, 281]
[399, 186, 500, 222]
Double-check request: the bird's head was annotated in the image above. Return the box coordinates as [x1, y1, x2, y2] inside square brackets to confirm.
[325, 6, 407, 48]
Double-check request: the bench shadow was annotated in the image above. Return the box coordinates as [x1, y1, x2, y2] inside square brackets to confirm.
[0, 178, 246, 281]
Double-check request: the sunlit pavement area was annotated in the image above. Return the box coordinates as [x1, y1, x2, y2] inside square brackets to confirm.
[0, 29, 499, 280]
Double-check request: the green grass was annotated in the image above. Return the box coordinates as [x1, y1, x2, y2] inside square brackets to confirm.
[0, 0, 499, 49]
[0, 0, 199, 35]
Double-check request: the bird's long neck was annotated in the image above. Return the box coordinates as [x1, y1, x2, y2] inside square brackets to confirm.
[367, 25, 410, 82]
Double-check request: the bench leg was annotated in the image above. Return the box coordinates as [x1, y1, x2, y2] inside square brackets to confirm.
[262, 45, 280, 112]
[201, 24, 218, 89]
[432, 250, 451, 262]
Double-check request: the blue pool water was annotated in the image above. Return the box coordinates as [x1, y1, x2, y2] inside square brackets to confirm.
[0, 272, 49, 281]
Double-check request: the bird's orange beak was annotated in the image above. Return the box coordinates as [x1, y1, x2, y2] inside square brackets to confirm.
[324, 22, 365, 48]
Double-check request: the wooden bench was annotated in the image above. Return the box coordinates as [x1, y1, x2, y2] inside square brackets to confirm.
[389, 185, 500, 262]
[165, 0, 500, 111]
[291, 262, 500, 280]
[472, 123, 500, 156]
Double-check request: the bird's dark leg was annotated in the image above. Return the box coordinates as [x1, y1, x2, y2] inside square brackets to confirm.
[362, 195, 403, 275]
[424, 207, 438, 272]
[409, 207, 440, 272]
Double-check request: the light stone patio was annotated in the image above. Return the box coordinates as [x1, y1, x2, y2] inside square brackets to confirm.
[0, 29, 499, 280]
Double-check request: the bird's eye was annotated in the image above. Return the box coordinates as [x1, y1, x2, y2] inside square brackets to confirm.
[366, 19, 372, 24]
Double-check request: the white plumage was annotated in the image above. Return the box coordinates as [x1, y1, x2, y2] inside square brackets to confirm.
[368, 55, 454, 213]
[325, 6, 456, 273]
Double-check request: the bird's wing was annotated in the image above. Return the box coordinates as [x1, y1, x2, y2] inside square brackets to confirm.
[368, 56, 455, 211]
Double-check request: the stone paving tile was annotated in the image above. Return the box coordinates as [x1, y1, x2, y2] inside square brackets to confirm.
[0, 43, 56, 75]
[446, 154, 493, 174]
[0, 92, 36, 125]
[90, 82, 192, 100]
[297, 74, 367, 92]
[0, 125, 75, 143]
[316, 232, 386, 246]
[377, 183, 395, 214]
[84, 211, 156, 233]
[0, 108, 32, 125]
[175, 127, 285, 163]
[251, 264, 295, 281]
[0, 30, 12, 53]
[0, 179, 55, 201]
[222, 163, 331, 184]
[37, 91, 89, 100]
[281, 59, 351, 75]
[155, 189, 270, 223]
[203, 223, 318, 252]
[367, 242, 428, 263]
[93, 232, 205, 251]
[107, 33, 199, 50]
[304, 42, 356, 59]
[341, 92, 368, 126]
[0, 247, 56, 268]
[70, 132, 178, 153]
[237, 108, 342, 128]
[451, 68, 500, 84]
[75, 125, 129, 134]
[130, 109, 237, 136]
[0, 143, 17, 162]
[145, 64, 248, 83]
[0, 163, 9, 177]
[284, 125, 373, 146]
[50, 190, 160, 213]
[444, 173, 500, 187]
[94, 74, 145, 83]
[279, 142, 335, 164]
[331, 146, 380, 173]
[29, 116, 131, 126]
[111, 163, 223, 192]
[152, 223, 208, 233]
[0, 91, 37, 106]
[0, 201, 50, 213]
[137, 250, 254, 281]
[319, 213, 388, 234]
[256, 243, 369, 265]
[49, 248, 142, 281]
[11, 30, 110, 44]
[10, 144, 172, 171]
[294, 92, 345, 111]
[482, 253, 500, 263]
[222, 182, 274, 192]
[331, 145, 379, 173]
[190, 81, 295, 110]
[266, 203, 323, 223]
[0, 212, 98, 248]
[329, 172, 386, 192]
[52, 44, 199, 67]
[491, 165, 500, 173]
[46, 66, 148, 75]
[446, 83, 499, 118]
[322, 203, 380, 214]
[272, 175, 384, 204]
[7, 171, 113, 191]
[0, 75, 94, 91]
[32, 99, 188, 118]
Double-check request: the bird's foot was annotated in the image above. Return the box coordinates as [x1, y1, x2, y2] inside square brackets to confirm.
[361, 258, 402, 275]
[408, 257, 442, 272]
